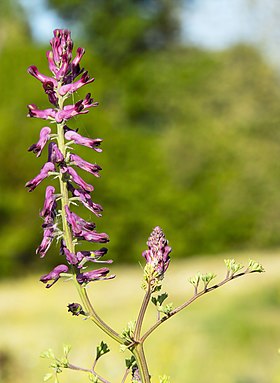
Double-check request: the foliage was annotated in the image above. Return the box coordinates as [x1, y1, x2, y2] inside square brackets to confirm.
[1, 31, 280, 276]
[46, 0, 182, 64]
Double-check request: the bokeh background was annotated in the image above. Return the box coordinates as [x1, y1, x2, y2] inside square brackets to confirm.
[0, 0, 280, 382]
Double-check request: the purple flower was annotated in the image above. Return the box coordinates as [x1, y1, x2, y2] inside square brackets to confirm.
[40, 264, 69, 288]
[36, 219, 56, 257]
[27, 66, 58, 105]
[69, 153, 102, 177]
[48, 142, 64, 164]
[65, 205, 96, 235]
[25, 162, 55, 192]
[28, 94, 98, 123]
[62, 246, 79, 265]
[59, 71, 95, 96]
[40, 186, 57, 218]
[28, 127, 52, 157]
[142, 226, 172, 278]
[67, 182, 103, 216]
[67, 166, 94, 192]
[47, 29, 83, 82]
[77, 248, 112, 266]
[76, 267, 115, 284]
[27, 104, 56, 120]
[77, 229, 109, 243]
[64, 129, 102, 152]
[27, 65, 58, 88]
[64, 205, 108, 243]
[56, 93, 98, 122]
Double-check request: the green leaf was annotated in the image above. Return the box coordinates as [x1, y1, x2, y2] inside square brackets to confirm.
[96, 341, 110, 360]
[125, 355, 136, 369]
[40, 349, 55, 360]
[63, 344, 71, 358]
[248, 259, 265, 273]
[224, 259, 244, 275]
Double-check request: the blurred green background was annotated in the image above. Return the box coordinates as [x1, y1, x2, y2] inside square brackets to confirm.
[0, 0, 280, 382]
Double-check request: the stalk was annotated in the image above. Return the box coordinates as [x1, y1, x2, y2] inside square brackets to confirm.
[132, 343, 151, 383]
[55, 92, 123, 345]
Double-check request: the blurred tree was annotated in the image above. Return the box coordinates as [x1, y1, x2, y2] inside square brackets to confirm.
[0, 0, 31, 51]
[46, 0, 182, 63]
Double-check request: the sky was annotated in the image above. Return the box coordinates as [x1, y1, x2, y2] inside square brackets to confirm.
[19, 0, 280, 66]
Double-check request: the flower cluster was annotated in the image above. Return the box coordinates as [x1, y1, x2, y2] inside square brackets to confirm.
[142, 226, 171, 280]
[26, 29, 114, 287]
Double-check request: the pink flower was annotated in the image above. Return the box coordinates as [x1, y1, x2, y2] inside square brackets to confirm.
[69, 153, 101, 176]
[59, 72, 95, 96]
[36, 219, 56, 257]
[64, 129, 102, 152]
[48, 142, 64, 164]
[40, 186, 57, 218]
[67, 166, 94, 192]
[28, 127, 52, 157]
[40, 264, 69, 288]
[76, 268, 115, 284]
[67, 182, 103, 216]
[25, 162, 55, 192]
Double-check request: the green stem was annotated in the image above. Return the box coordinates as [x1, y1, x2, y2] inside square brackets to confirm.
[141, 271, 250, 343]
[132, 344, 151, 383]
[55, 93, 123, 345]
[134, 283, 151, 341]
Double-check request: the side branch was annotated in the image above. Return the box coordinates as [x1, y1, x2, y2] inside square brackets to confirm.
[140, 270, 256, 342]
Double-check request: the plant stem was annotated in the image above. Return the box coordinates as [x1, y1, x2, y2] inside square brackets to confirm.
[121, 369, 130, 383]
[132, 343, 151, 383]
[134, 283, 151, 341]
[68, 363, 111, 383]
[55, 92, 123, 345]
[141, 270, 251, 342]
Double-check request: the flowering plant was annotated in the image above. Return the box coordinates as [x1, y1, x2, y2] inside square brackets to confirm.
[26, 29, 264, 383]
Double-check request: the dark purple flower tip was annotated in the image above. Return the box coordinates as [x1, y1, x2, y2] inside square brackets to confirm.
[25, 162, 55, 192]
[28, 127, 51, 157]
[69, 153, 102, 177]
[67, 302, 85, 316]
[67, 182, 103, 217]
[142, 226, 172, 277]
[67, 166, 94, 192]
[64, 128, 102, 152]
[40, 264, 68, 288]
[48, 142, 64, 164]
[40, 185, 57, 218]
[76, 267, 115, 284]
